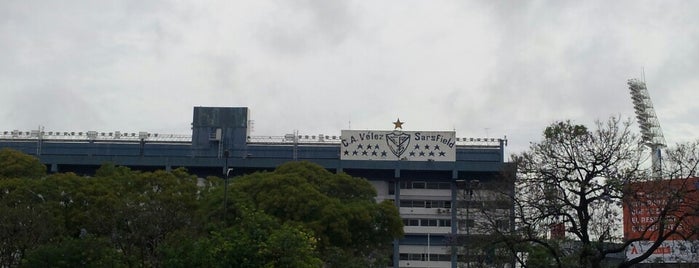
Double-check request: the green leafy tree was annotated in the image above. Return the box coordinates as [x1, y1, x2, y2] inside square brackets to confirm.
[0, 148, 45, 179]
[20, 163, 201, 267]
[0, 151, 402, 267]
[52, 172, 123, 239]
[161, 207, 322, 268]
[0, 178, 63, 267]
[98, 167, 199, 267]
[22, 236, 124, 268]
[224, 161, 403, 267]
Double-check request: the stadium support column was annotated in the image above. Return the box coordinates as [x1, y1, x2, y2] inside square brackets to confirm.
[450, 182, 458, 268]
[451, 170, 458, 268]
[393, 167, 401, 268]
[500, 138, 506, 162]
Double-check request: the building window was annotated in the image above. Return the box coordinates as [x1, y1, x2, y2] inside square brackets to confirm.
[399, 254, 451, 262]
[399, 199, 451, 209]
[403, 218, 450, 227]
[388, 181, 395, 195]
[412, 181, 426, 189]
[421, 219, 438, 226]
[399, 253, 426, 261]
[426, 182, 440, 189]
[399, 181, 451, 190]
[430, 254, 452, 262]
[443, 201, 451, 208]
[425, 182, 451, 189]
[440, 219, 451, 227]
[440, 182, 452, 189]
[403, 219, 420, 226]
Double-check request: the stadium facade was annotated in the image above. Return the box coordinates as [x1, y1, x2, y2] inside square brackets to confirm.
[0, 106, 515, 268]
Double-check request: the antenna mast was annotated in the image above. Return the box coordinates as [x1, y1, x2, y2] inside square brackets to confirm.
[628, 78, 666, 177]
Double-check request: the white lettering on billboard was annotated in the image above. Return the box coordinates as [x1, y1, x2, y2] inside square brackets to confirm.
[340, 130, 456, 162]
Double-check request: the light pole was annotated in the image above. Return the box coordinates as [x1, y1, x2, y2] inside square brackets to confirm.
[457, 179, 479, 268]
[223, 150, 230, 223]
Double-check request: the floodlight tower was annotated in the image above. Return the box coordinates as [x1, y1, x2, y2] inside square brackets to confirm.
[628, 78, 666, 177]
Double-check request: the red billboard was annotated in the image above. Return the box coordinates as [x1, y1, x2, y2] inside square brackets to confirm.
[623, 177, 699, 241]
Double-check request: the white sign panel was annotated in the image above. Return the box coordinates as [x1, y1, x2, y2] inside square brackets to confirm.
[626, 240, 699, 263]
[340, 130, 456, 162]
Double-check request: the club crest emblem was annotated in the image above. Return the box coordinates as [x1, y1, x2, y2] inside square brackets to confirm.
[385, 132, 411, 157]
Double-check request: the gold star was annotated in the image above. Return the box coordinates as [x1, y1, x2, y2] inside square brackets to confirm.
[393, 118, 404, 129]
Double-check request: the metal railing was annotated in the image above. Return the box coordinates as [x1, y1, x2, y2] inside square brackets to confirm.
[247, 134, 506, 147]
[0, 130, 191, 143]
[1, 130, 506, 147]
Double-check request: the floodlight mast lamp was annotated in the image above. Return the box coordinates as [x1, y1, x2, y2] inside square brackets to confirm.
[628, 78, 666, 178]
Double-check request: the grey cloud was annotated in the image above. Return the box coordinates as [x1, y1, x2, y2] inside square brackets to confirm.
[254, 0, 356, 55]
[2, 1, 698, 155]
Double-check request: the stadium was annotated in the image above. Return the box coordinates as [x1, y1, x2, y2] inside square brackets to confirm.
[0, 106, 515, 268]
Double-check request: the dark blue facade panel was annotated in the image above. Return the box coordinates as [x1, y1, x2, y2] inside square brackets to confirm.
[245, 145, 340, 160]
[297, 145, 340, 159]
[142, 144, 194, 157]
[456, 171, 501, 181]
[38, 142, 194, 157]
[455, 148, 502, 162]
[43, 142, 140, 156]
[1, 141, 37, 155]
[245, 145, 294, 158]
[401, 170, 453, 180]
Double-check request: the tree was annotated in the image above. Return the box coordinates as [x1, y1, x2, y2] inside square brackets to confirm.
[450, 167, 519, 268]
[0, 148, 45, 179]
[485, 118, 699, 268]
[9, 162, 202, 267]
[620, 140, 699, 267]
[160, 207, 322, 268]
[224, 161, 404, 267]
[0, 150, 402, 267]
[93, 166, 200, 267]
[22, 236, 124, 268]
[0, 178, 63, 267]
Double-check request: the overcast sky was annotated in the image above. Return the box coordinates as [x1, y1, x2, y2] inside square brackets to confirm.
[2, 1, 698, 154]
